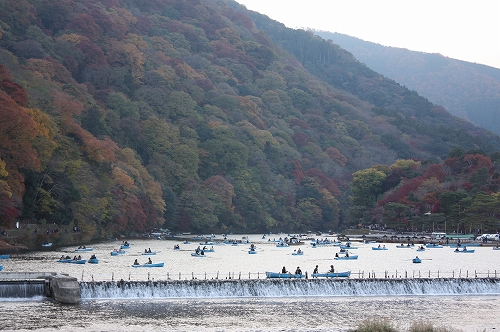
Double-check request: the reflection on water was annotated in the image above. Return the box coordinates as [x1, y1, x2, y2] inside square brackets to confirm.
[1, 296, 499, 331]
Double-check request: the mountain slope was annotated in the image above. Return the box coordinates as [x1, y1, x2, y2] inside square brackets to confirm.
[0, 0, 499, 241]
[313, 31, 500, 136]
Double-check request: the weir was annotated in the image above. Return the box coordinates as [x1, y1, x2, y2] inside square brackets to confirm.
[80, 277, 500, 299]
[0, 272, 80, 304]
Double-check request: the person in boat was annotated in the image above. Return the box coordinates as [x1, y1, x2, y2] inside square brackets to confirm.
[378, 244, 381, 248]
[455, 248, 460, 252]
[462, 246, 467, 251]
[144, 249, 148, 253]
[203, 246, 207, 250]
[281, 266, 287, 273]
[174, 244, 180, 249]
[148, 257, 152, 264]
[133, 259, 139, 265]
[329, 265, 335, 273]
[415, 256, 419, 259]
[345, 252, 349, 257]
[297, 248, 302, 254]
[295, 266, 302, 274]
[148, 248, 152, 253]
[313, 265, 319, 274]
[65, 255, 71, 259]
[60, 255, 65, 260]
[335, 252, 339, 257]
[200, 250, 204, 255]
[90, 254, 96, 259]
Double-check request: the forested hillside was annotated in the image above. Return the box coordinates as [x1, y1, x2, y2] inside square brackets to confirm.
[0, 0, 499, 243]
[314, 31, 500, 136]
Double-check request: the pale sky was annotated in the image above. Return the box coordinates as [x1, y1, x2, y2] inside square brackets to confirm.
[236, 0, 500, 69]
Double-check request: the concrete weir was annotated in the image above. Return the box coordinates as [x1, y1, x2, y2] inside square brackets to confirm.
[0, 272, 80, 304]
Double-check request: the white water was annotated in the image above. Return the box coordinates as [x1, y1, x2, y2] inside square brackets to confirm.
[1, 234, 500, 331]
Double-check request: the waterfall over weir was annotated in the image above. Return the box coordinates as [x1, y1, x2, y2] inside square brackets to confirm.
[80, 278, 500, 299]
[0, 281, 46, 299]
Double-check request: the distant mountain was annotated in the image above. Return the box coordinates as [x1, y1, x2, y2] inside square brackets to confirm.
[1, 0, 500, 241]
[314, 31, 500, 135]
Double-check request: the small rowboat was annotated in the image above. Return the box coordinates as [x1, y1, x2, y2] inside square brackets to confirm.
[340, 245, 358, 250]
[493, 247, 500, 250]
[110, 250, 126, 256]
[454, 249, 475, 253]
[58, 259, 86, 264]
[276, 242, 289, 247]
[334, 255, 358, 260]
[312, 271, 351, 278]
[41, 242, 52, 247]
[292, 251, 304, 256]
[75, 247, 93, 252]
[412, 257, 422, 263]
[87, 258, 99, 264]
[248, 249, 257, 254]
[132, 262, 164, 268]
[372, 246, 388, 250]
[416, 247, 426, 252]
[141, 251, 156, 255]
[265, 272, 304, 279]
[0, 254, 10, 259]
[121, 244, 131, 249]
[396, 245, 413, 248]
[426, 244, 443, 248]
[202, 248, 215, 252]
[191, 253, 206, 257]
[199, 242, 214, 246]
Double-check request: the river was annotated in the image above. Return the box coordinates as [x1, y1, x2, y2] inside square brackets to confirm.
[0, 234, 499, 331]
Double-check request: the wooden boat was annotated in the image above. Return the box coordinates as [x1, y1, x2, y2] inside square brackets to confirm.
[132, 262, 164, 267]
[75, 247, 93, 252]
[141, 251, 156, 255]
[453, 248, 475, 253]
[191, 253, 206, 257]
[87, 258, 99, 264]
[412, 257, 422, 263]
[265, 272, 304, 279]
[312, 271, 351, 278]
[372, 246, 388, 250]
[334, 255, 358, 260]
[110, 249, 126, 256]
[0, 254, 10, 259]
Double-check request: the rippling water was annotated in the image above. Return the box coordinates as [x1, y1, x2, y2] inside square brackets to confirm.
[1, 234, 499, 331]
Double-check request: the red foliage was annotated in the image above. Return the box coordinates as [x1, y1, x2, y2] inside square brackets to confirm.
[210, 40, 238, 59]
[291, 132, 312, 147]
[422, 164, 446, 182]
[290, 160, 304, 185]
[0, 194, 20, 228]
[306, 168, 341, 196]
[1, 80, 28, 107]
[462, 154, 494, 174]
[66, 14, 103, 41]
[325, 147, 347, 167]
[379, 176, 425, 206]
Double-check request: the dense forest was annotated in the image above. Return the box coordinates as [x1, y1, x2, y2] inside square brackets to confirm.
[0, 0, 499, 244]
[314, 31, 500, 136]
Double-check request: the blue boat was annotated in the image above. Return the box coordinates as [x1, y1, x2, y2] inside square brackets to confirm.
[454, 248, 475, 253]
[413, 257, 422, 263]
[191, 253, 206, 257]
[132, 262, 164, 268]
[0, 254, 10, 259]
[121, 244, 131, 249]
[75, 247, 93, 252]
[0, 265, 2, 271]
[141, 251, 156, 255]
[88, 258, 99, 264]
[58, 259, 86, 264]
[340, 245, 358, 250]
[292, 250, 304, 256]
[396, 245, 413, 248]
[334, 255, 358, 260]
[110, 249, 126, 256]
[312, 271, 351, 278]
[372, 246, 388, 250]
[276, 242, 289, 247]
[426, 244, 443, 248]
[265, 272, 304, 279]
[248, 249, 257, 254]
[416, 246, 426, 252]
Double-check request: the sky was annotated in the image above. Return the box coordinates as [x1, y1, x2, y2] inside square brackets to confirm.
[235, 0, 500, 69]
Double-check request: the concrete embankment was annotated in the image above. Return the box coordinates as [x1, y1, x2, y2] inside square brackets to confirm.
[0, 272, 80, 304]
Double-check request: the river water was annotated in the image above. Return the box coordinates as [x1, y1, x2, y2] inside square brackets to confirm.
[1, 234, 499, 331]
